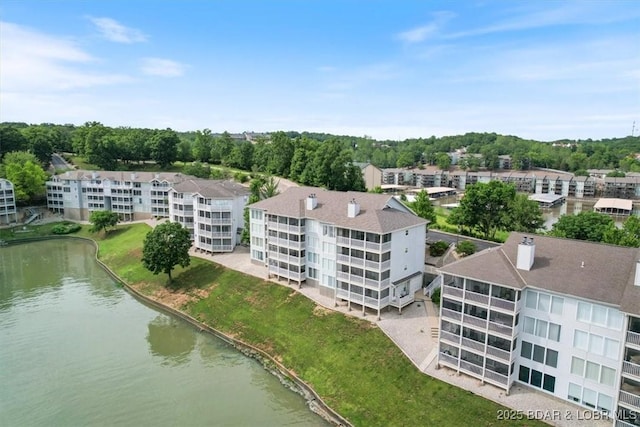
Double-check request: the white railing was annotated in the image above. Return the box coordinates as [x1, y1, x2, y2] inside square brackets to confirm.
[627, 331, 640, 347]
[210, 245, 233, 252]
[623, 361, 640, 379]
[336, 289, 349, 299]
[488, 321, 513, 337]
[440, 331, 460, 344]
[365, 241, 380, 251]
[268, 266, 304, 281]
[461, 337, 485, 352]
[484, 370, 509, 386]
[459, 360, 483, 376]
[337, 236, 349, 246]
[465, 290, 489, 305]
[619, 390, 640, 410]
[364, 259, 379, 270]
[442, 285, 463, 298]
[615, 419, 638, 427]
[424, 275, 442, 298]
[337, 254, 350, 264]
[350, 239, 365, 249]
[381, 241, 391, 252]
[464, 314, 487, 328]
[336, 271, 349, 280]
[487, 346, 511, 361]
[351, 257, 364, 267]
[364, 278, 380, 288]
[442, 308, 462, 321]
[390, 293, 414, 308]
[210, 218, 233, 225]
[491, 298, 515, 311]
[363, 296, 379, 308]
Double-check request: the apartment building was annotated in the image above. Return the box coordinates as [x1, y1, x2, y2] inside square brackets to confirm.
[46, 170, 193, 221]
[437, 233, 640, 426]
[248, 187, 427, 318]
[168, 179, 249, 253]
[0, 178, 17, 225]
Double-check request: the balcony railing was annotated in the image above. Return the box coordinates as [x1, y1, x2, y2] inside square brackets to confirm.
[623, 361, 640, 379]
[619, 390, 640, 411]
[268, 266, 305, 281]
[488, 321, 513, 337]
[464, 314, 488, 328]
[442, 308, 462, 322]
[484, 369, 509, 386]
[491, 297, 515, 311]
[615, 419, 639, 427]
[461, 337, 485, 352]
[465, 290, 489, 305]
[628, 331, 640, 347]
[442, 285, 463, 299]
[487, 345, 511, 362]
[439, 352, 458, 367]
[440, 331, 460, 344]
[459, 360, 483, 376]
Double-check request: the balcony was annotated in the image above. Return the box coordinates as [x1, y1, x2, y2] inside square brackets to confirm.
[486, 345, 511, 362]
[628, 331, 640, 348]
[439, 352, 458, 367]
[465, 290, 489, 305]
[274, 238, 304, 249]
[442, 308, 462, 322]
[268, 266, 305, 282]
[459, 360, 483, 376]
[440, 331, 460, 344]
[484, 369, 509, 387]
[488, 321, 513, 337]
[464, 314, 488, 329]
[461, 337, 485, 352]
[623, 361, 640, 380]
[615, 419, 639, 427]
[619, 390, 640, 411]
[491, 297, 515, 311]
[442, 285, 463, 299]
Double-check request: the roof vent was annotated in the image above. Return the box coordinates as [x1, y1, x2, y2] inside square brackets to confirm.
[347, 199, 360, 218]
[516, 236, 535, 271]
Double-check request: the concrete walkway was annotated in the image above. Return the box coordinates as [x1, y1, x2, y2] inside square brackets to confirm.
[190, 247, 610, 427]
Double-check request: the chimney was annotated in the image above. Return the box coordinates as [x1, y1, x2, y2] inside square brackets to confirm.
[635, 261, 640, 287]
[516, 236, 535, 271]
[306, 193, 318, 210]
[91, 171, 98, 179]
[347, 199, 360, 218]
[131, 172, 137, 180]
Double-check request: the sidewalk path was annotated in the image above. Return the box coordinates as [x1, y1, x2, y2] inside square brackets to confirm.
[190, 247, 610, 427]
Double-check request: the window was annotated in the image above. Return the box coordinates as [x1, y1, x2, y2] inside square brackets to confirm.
[597, 394, 613, 413]
[582, 387, 597, 408]
[538, 294, 550, 312]
[592, 305, 607, 326]
[523, 316, 535, 334]
[308, 267, 318, 279]
[571, 357, 585, 376]
[548, 323, 561, 342]
[521, 341, 532, 359]
[585, 361, 599, 381]
[551, 297, 563, 315]
[577, 302, 591, 322]
[604, 338, 619, 360]
[530, 369, 543, 387]
[535, 320, 548, 338]
[533, 345, 545, 363]
[543, 374, 556, 393]
[519, 365, 530, 382]
[589, 334, 603, 355]
[573, 330, 588, 351]
[525, 291, 537, 309]
[607, 310, 623, 330]
[546, 349, 558, 368]
[600, 366, 615, 387]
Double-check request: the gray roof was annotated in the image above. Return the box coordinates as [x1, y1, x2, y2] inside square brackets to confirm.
[249, 186, 427, 233]
[171, 179, 249, 198]
[52, 170, 193, 183]
[441, 232, 640, 315]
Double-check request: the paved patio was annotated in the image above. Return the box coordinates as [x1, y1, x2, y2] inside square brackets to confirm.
[191, 246, 610, 427]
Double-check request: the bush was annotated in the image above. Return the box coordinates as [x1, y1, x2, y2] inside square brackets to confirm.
[51, 223, 81, 235]
[431, 287, 441, 306]
[456, 240, 476, 257]
[234, 172, 249, 183]
[429, 240, 449, 256]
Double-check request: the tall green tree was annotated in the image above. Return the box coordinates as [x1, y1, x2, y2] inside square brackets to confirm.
[604, 216, 640, 247]
[210, 131, 234, 164]
[0, 126, 28, 159]
[89, 210, 120, 234]
[449, 181, 516, 240]
[150, 129, 179, 168]
[411, 190, 436, 226]
[436, 153, 452, 171]
[193, 129, 213, 163]
[20, 126, 54, 165]
[549, 211, 615, 242]
[509, 194, 544, 233]
[0, 151, 47, 203]
[142, 222, 192, 283]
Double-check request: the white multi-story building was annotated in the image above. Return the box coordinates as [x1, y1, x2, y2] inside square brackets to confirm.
[248, 187, 427, 318]
[437, 233, 640, 426]
[168, 179, 249, 253]
[46, 170, 193, 221]
[0, 178, 17, 224]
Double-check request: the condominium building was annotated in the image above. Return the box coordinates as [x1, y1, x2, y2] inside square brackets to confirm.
[248, 187, 427, 318]
[437, 233, 640, 426]
[46, 170, 193, 221]
[168, 179, 249, 253]
[0, 178, 17, 225]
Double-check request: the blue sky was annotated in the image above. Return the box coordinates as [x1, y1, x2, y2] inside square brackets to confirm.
[1, 1, 639, 141]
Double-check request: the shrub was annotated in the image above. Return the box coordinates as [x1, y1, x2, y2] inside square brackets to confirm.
[429, 240, 449, 256]
[431, 287, 441, 306]
[234, 172, 249, 183]
[456, 240, 476, 257]
[51, 223, 81, 235]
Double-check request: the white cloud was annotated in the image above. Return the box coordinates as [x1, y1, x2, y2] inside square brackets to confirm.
[395, 11, 455, 43]
[89, 17, 147, 43]
[140, 58, 187, 77]
[0, 21, 134, 93]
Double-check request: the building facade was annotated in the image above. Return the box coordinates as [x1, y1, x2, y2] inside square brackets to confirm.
[0, 178, 17, 225]
[437, 233, 640, 426]
[46, 170, 193, 221]
[248, 187, 427, 318]
[168, 179, 249, 253]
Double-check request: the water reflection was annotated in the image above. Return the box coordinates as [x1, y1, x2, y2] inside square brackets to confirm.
[146, 315, 196, 365]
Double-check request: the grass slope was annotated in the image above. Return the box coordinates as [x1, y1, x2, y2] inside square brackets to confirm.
[12, 223, 543, 427]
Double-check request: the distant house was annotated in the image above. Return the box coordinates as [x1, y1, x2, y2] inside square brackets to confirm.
[0, 178, 17, 225]
[354, 162, 382, 191]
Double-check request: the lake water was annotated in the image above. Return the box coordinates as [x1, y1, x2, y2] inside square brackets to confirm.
[0, 240, 329, 427]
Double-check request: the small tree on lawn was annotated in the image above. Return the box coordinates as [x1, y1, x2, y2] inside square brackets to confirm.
[89, 210, 119, 234]
[142, 222, 191, 284]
